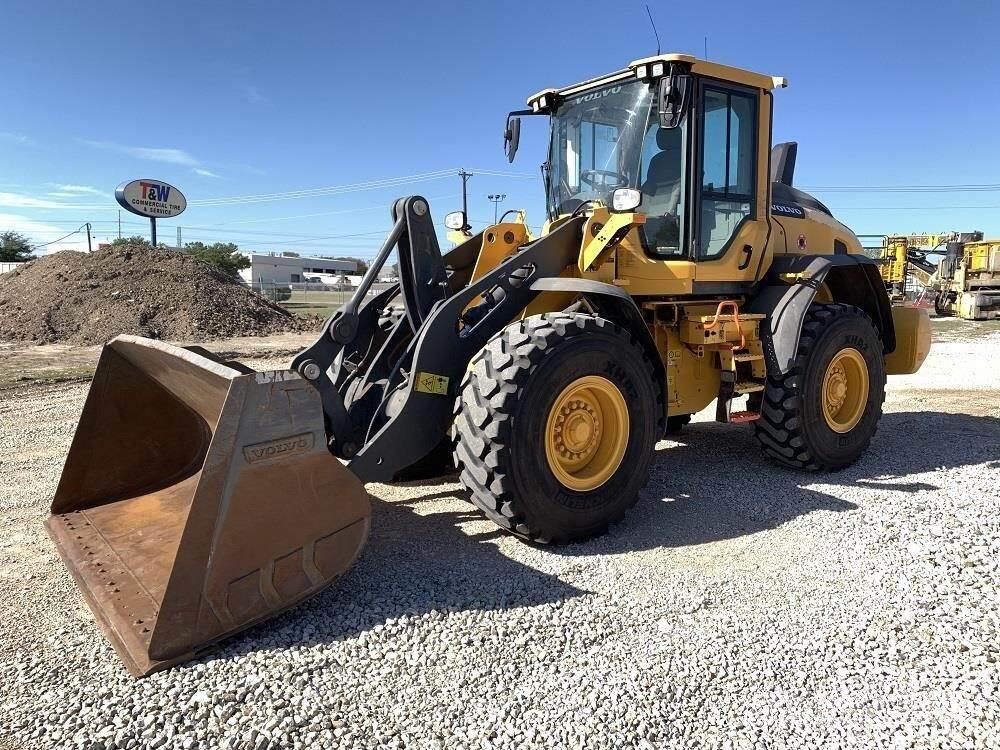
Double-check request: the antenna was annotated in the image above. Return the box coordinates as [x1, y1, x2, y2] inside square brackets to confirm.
[645, 5, 661, 55]
[704, 36, 709, 59]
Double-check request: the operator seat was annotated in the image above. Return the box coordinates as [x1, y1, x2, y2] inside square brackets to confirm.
[641, 127, 683, 252]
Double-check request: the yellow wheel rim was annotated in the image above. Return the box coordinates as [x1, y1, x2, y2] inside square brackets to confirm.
[544, 375, 629, 492]
[821, 347, 869, 433]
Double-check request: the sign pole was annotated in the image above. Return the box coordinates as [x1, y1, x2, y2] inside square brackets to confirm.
[150, 217, 157, 247]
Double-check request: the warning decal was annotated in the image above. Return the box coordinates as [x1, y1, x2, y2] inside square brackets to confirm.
[414, 371, 450, 396]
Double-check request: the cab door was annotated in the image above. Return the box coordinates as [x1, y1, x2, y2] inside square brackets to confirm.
[690, 79, 771, 288]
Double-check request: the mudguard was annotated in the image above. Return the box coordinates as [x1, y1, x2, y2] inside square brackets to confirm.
[529, 277, 666, 389]
[748, 254, 896, 375]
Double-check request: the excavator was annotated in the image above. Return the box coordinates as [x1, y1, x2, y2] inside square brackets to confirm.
[47, 53, 931, 676]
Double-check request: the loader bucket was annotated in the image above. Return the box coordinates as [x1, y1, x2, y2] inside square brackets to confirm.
[46, 336, 370, 677]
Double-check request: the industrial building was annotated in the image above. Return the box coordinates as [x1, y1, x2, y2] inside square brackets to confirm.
[238, 253, 357, 285]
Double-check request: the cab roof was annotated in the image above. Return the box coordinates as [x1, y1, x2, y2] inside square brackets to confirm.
[527, 53, 786, 107]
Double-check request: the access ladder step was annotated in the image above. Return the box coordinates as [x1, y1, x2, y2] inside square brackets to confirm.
[729, 410, 761, 424]
[734, 353, 764, 362]
[734, 381, 765, 394]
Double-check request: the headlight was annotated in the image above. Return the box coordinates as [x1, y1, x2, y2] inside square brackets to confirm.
[444, 211, 466, 230]
[611, 188, 642, 212]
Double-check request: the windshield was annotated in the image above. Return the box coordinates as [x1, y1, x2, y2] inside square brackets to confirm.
[546, 79, 655, 218]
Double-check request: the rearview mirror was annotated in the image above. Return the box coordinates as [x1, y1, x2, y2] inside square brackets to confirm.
[444, 211, 466, 230]
[504, 115, 521, 163]
[658, 69, 690, 129]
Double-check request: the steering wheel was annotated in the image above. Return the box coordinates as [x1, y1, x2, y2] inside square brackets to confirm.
[580, 169, 627, 190]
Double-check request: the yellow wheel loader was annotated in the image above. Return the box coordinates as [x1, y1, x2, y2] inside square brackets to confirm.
[47, 54, 932, 677]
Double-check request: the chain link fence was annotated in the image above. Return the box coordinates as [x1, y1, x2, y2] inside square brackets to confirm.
[246, 281, 397, 318]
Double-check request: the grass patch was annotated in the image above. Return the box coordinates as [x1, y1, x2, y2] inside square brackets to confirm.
[0, 367, 95, 390]
[284, 303, 339, 319]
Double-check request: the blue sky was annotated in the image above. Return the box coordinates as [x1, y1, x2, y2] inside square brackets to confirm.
[3, 0, 998, 256]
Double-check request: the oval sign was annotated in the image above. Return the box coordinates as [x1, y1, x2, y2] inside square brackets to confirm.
[115, 179, 187, 218]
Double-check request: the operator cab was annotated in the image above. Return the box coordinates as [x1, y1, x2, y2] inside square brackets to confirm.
[505, 54, 787, 275]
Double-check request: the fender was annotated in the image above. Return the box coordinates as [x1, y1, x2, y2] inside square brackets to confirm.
[747, 254, 896, 375]
[529, 277, 667, 412]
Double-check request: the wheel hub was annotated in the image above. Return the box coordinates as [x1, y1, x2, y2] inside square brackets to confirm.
[825, 364, 849, 411]
[544, 376, 629, 492]
[553, 400, 601, 459]
[821, 347, 869, 433]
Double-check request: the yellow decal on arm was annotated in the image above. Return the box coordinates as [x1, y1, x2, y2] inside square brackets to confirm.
[579, 213, 645, 273]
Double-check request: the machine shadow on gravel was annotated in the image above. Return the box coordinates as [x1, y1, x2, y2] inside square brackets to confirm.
[553, 410, 1000, 557]
[182, 412, 998, 670]
[204, 489, 583, 667]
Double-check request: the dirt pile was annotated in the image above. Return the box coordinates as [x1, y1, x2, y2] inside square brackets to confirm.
[0, 244, 302, 344]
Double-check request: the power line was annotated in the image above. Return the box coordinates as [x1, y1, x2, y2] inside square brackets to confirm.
[189, 168, 537, 206]
[467, 169, 539, 179]
[206, 193, 460, 226]
[29, 223, 89, 248]
[189, 170, 457, 206]
[831, 205, 1000, 211]
[803, 184, 1000, 193]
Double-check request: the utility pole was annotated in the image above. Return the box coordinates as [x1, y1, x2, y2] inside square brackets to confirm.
[458, 169, 473, 232]
[177, 226, 182, 249]
[86, 223, 92, 253]
[118, 210, 121, 239]
[487, 193, 506, 224]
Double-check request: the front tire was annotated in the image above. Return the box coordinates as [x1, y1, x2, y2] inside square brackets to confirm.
[754, 303, 886, 471]
[454, 313, 662, 543]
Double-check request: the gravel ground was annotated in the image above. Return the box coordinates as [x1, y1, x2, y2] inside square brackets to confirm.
[1, 323, 998, 749]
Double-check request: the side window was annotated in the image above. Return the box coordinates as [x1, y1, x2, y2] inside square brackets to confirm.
[637, 118, 686, 256]
[699, 87, 757, 259]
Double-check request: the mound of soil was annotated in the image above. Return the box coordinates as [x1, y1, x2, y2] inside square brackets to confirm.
[0, 245, 302, 344]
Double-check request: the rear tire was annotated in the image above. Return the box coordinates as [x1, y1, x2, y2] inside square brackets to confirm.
[454, 313, 662, 543]
[753, 303, 886, 471]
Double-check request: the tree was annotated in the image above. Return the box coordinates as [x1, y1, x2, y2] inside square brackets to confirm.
[110, 236, 151, 248]
[183, 241, 250, 278]
[0, 231, 36, 262]
[332, 256, 369, 274]
[281, 251, 300, 257]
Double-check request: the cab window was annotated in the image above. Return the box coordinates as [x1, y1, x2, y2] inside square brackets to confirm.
[638, 115, 686, 256]
[698, 86, 757, 259]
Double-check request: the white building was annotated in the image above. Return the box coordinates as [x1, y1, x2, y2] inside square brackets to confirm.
[0, 261, 26, 274]
[239, 253, 357, 285]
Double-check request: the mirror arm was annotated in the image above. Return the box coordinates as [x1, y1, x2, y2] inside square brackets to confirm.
[504, 108, 547, 163]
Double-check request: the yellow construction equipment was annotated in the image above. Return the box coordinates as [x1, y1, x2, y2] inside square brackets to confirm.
[864, 233, 949, 302]
[49, 53, 931, 676]
[930, 233, 1000, 319]
[865, 231, 999, 319]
